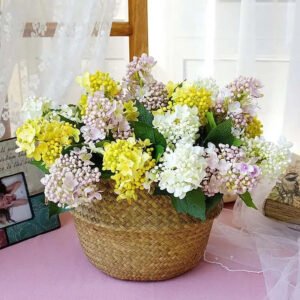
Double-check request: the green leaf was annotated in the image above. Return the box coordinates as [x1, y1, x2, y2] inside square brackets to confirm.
[204, 119, 235, 146]
[239, 191, 257, 209]
[58, 114, 82, 128]
[48, 202, 72, 218]
[206, 112, 217, 131]
[101, 170, 113, 179]
[154, 144, 165, 161]
[206, 193, 222, 214]
[153, 129, 167, 148]
[132, 121, 167, 148]
[30, 160, 49, 174]
[95, 140, 111, 148]
[172, 197, 188, 213]
[232, 138, 243, 147]
[135, 101, 153, 125]
[171, 189, 207, 221]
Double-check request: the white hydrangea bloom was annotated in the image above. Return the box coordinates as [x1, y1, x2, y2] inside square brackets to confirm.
[242, 137, 292, 179]
[21, 96, 53, 120]
[154, 144, 207, 199]
[153, 104, 200, 145]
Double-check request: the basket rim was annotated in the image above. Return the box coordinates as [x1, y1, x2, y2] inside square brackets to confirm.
[72, 201, 223, 233]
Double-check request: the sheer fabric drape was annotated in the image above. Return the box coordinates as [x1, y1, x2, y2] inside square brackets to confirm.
[205, 2, 300, 299]
[0, 0, 116, 138]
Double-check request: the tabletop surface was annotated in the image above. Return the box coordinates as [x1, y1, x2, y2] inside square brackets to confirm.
[0, 212, 266, 300]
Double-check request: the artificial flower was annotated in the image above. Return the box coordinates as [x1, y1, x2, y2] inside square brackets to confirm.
[102, 138, 155, 202]
[153, 104, 200, 146]
[123, 100, 139, 121]
[21, 96, 53, 120]
[172, 82, 213, 124]
[77, 71, 120, 97]
[148, 144, 207, 199]
[242, 137, 291, 179]
[41, 148, 101, 208]
[245, 117, 263, 138]
[16, 118, 80, 167]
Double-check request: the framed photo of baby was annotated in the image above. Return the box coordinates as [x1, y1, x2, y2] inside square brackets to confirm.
[0, 173, 33, 229]
[0, 137, 60, 250]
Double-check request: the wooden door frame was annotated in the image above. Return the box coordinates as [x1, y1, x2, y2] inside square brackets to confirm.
[102, 0, 149, 60]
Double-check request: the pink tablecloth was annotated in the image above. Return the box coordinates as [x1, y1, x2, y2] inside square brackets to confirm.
[0, 212, 266, 300]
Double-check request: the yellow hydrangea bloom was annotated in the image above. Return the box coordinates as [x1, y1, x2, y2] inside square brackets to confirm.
[102, 137, 155, 202]
[124, 101, 139, 122]
[78, 94, 88, 116]
[76, 71, 120, 98]
[16, 119, 80, 167]
[16, 119, 41, 156]
[245, 117, 263, 138]
[172, 83, 213, 124]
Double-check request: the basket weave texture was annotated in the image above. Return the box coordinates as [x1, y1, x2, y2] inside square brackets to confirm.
[72, 181, 222, 281]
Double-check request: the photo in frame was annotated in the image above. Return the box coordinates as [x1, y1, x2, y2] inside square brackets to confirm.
[0, 138, 61, 249]
[0, 172, 33, 229]
[5, 193, 60, 246]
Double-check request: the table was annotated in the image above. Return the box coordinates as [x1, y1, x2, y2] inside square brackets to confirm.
[0, 212, 266, 300]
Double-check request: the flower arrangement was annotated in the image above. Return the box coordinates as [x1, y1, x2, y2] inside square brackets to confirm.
[16, 54, 291, 220]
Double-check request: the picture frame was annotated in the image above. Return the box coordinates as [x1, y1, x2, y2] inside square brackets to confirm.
[0, 137, 61, 249]
[264, 154, 300, 225]
[0, 193, 60, 250]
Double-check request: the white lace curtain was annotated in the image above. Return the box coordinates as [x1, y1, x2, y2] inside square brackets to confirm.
[205, 2, 300, 299]
[0, 0, 116, 138]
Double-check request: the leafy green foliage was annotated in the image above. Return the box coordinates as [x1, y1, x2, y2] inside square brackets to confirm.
[95, 140, 111, 148]
[48, 201, 72, 218]
[101, 170, 113, 179]
[206, 112, 217, 132]
[171, 189, 206, 221]
[58, 114, 83, 129]
[171, 197, 188, 213]
[135, 101, 153, 125]
[239, 191, 257, 209]
[204, 119, 236, 146]
[30, 160, 49, 174]
[232, 138, 243, 147]
[206, 193, 222, 214]
[132, 121, 167, 148]
[154, 144, 165, 161]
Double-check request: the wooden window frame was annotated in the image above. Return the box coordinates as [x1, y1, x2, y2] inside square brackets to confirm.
[23, 0, 148, 60]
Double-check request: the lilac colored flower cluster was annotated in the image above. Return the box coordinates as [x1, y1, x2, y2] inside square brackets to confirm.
[227, 76, 263, 100]
[227, 111, 248, 130]
[136, 81, 169, 111]
[123, 54, 169, 111]
[124, 53, 156, 85]
[81, 91, 131, 142]
[201, 143, 260, 196]
[41, 148, 102, 208]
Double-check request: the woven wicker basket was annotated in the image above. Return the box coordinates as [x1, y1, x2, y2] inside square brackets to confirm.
[72, 181, 222, 281]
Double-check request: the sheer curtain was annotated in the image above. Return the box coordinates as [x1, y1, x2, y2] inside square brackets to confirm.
[149, 0, 300, 153]
[234, 0, 300, 153]
[205, 1, 300, 299]
[0, 0, 116, 138]
[148, 4, 300, 295]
